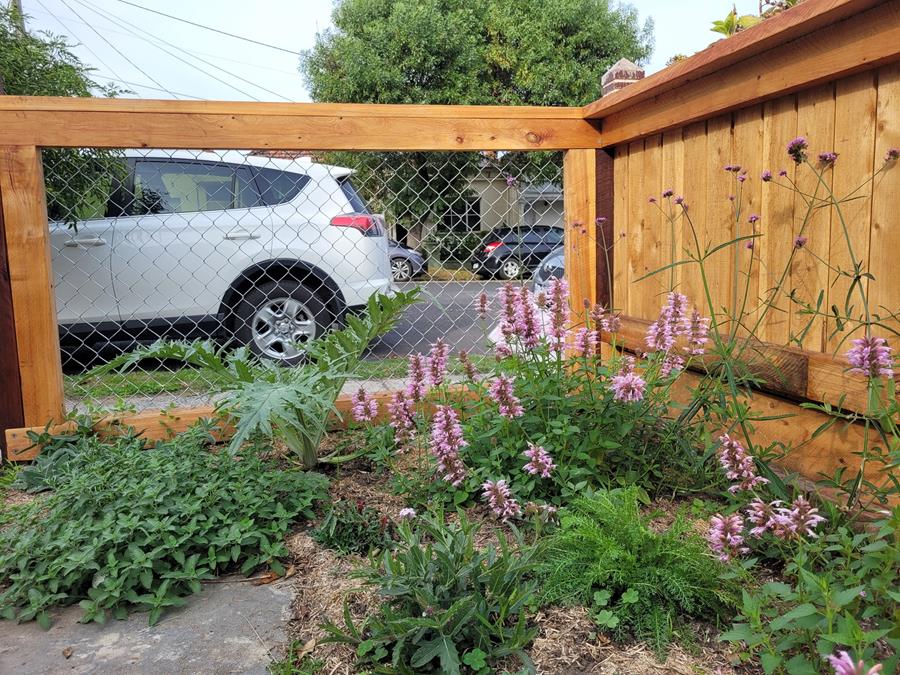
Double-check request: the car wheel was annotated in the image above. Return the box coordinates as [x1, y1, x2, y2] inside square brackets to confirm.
[391, 257, 414, 282]
[498, 258, 523, 280]
[233, 280, 328, 366]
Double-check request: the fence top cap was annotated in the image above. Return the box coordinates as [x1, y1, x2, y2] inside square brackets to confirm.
[601, 58, 645, 85]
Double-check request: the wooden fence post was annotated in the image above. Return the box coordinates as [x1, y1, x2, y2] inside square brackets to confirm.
[563, 149, 598, 313]
[0, 184, 25, 455]
[0, 145, 64, 447]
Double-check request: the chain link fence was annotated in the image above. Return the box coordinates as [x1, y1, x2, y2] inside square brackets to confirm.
[46, 147, 565, 412]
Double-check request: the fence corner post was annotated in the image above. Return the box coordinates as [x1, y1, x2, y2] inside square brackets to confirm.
[563, 149, 598, 313]
[0, 145, 64, 452]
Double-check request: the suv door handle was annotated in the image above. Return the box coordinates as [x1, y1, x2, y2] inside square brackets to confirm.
[64, 237, 107, 247]
[224, 230, 260, 240]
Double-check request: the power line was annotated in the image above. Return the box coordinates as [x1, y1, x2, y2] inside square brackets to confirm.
[26, 5, 298, 76]
[76, 0, 292, 102]
[57, 0, 179, 98]
[93, 73, 206, 100]
[33, 0, 126, 83]
[73, 0, 263, 101]
[111, 0, 300, 55]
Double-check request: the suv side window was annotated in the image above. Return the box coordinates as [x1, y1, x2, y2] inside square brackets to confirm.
[256, 167, 311, 206]
[132, 160, 237, 215]
[544, 227, 564, 244]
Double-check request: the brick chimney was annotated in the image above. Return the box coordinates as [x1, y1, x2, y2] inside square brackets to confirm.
[601, 58, 645, 96]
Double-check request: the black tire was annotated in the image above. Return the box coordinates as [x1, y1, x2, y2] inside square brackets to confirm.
[497, 258, 523, 280]
[232, 280, 328, 366]
[391, 257, 414, 282]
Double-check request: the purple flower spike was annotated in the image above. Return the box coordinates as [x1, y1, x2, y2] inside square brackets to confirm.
[610, 371, 646, 402]
[818, 151, 839, 165]
[827, 651, 883, 675]
[429, 405, 468, 486]
[482, 479, 521, 520]
[351, 387, 379, 423]
[717, 433, 768, 493]
[487, 374, 524, 418]
[846, 335, 894, 379]
[707, 513, 748, 563]
[523, 443, 555, 478]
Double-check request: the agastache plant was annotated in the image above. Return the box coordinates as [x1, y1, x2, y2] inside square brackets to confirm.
[351, 387, 379, 423]
[429, 405, 468, 486]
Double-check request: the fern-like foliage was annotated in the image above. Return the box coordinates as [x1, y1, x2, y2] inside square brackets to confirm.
[536, 487, 739, 659]
[87, 289, 420, 467]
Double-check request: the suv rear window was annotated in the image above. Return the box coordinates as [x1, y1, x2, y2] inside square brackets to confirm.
[338, 177, 370, 213]
[255, 167, 311, 206]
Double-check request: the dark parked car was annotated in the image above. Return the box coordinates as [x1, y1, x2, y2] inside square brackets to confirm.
[532, 246, 564, 296]
[469, 226, 564, 280]
[388, 239, 426, 282]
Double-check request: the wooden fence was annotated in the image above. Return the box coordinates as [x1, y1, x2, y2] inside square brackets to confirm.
[0, 0, 897, 490]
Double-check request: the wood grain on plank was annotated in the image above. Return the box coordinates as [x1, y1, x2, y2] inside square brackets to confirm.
[0, 108, 601, 151]
[612, 145, 630, 312]
[0, 146, 64, 428]
[595, 1, 900, 146]
[595, 150, 615, 309]
[583, 0, 882, 119]
[564, 149, 599, 314]
[0, 188, 24, 450]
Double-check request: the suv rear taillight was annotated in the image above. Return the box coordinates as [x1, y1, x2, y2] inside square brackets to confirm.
[483, 241, 503, 254]
[330, 213, 383, 237]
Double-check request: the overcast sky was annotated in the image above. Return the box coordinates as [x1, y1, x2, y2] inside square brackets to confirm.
[20, 0, 760, 103]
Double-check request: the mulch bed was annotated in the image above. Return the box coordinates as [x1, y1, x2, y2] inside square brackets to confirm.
[278, 438, 755, 674]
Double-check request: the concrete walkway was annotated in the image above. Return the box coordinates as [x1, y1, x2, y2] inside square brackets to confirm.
[0, 578, 293, 674]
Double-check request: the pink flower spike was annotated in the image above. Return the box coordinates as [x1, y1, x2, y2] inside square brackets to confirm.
[350, 387, 379, 423]
[482, 479, 521, 520]
[573, 327, 599, 358]
[774, 496, 827, 539]
[717, 433, 768, 493]
[610, 371, 646, 402]
[687, 309, 710, 356]
[398, 508, 417, 520]
[405, 353, 428, 402]
[547, 278, 571, 352]
[388, 390, 416, 447]
[487, 374, 524, 418]
[707, 513, 748, 563]
[846, 336, 894, 379]
[523, 443, 555, 478]
[827, 651, 883, 675]
[477, 291, 489, 321]
[458, 349, 478, 382]
[429, 405, 468, 486]
[746, 498, 781, 537]
[426, 338, 450, 387]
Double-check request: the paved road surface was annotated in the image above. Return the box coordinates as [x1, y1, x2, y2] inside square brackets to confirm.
[368, 280, 504, 357]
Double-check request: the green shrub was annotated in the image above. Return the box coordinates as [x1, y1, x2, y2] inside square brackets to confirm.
[311, 499, 394, 556]
[0, 424, 329, 627]
[722, 508, 899, 674]
[322, 511, 538, 674]
[536, 487, 738, 658]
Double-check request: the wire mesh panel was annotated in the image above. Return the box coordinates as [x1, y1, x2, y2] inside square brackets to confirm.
[46, 147, 564, 412]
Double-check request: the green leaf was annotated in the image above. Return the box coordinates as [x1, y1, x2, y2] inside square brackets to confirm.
[760, 652, 783, 675]
[770, 603, 819, 632]
[410, 635, 460, 674]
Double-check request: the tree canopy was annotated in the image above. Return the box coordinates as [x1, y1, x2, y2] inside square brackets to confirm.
[302, 0, 653, 107]
[0, 6, 122, 224]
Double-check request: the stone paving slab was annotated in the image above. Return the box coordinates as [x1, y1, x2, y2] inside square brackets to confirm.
[0, 578, 293, 674]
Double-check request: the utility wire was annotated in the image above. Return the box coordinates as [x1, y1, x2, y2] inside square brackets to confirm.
[26, 4, 298, 75]
[73, 0, 263, 101]
[57, 0, 179, 98]
[111, 0, 300, 55]
[33, 0, 126, 83]
[77, 0, 292, 101]
[93, 73, 206, 100]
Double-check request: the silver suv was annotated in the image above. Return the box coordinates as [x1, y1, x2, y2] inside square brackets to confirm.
[53, 150, 392, 365]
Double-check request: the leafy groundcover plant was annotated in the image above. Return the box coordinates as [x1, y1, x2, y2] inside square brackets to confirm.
[321, 511, 538, 674]
[536, 487, 739, 659]
[311, 499, 395, 556]
[0, 422, 329, 627]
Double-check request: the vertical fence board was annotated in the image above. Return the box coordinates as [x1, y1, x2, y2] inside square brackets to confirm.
[625, 140, 645, 315]
[659, 129, 685, 292]
[731, 106, 765, 335]
[613, 145, 629, 312]
[0, 146, 65, 431]
[792, 84, 836, 351]
[759, 95, 798, 343]
[703, 116, 735, 326]
[870, 63, 900, 341]
[680, 122, 708, 309]
[0, 188, 25, 452]
[828, 72, 877, 352]
[563, 149, 598, 313]
[633, 135, 664, 310]
[595, 150, 615, 309]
